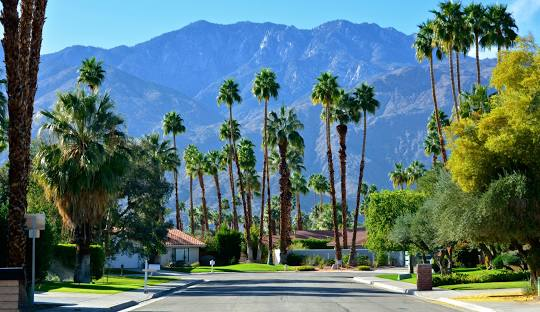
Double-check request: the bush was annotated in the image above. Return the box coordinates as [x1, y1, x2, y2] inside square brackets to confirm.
[342, 254, 370, 266]
[295, 265, 315, 271]
[303, 255, 325, 268]
[432, 270, 530, 287]
[358, 265, 371, 271]
[292, 238, 332, 249]
[286, 253, 304, 266]
[325, 258, 335, 266]
[375, 252, 388, 267]
[492, 253, 522, 269]
[215, 225, 242, 265]
[53, 244, 105, 280]
[191, 261, 200, 268]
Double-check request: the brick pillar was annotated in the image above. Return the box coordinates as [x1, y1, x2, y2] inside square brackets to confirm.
[416, 264, 432, 291]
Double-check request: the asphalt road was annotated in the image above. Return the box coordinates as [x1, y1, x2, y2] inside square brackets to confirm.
[130, 272, 460, 312]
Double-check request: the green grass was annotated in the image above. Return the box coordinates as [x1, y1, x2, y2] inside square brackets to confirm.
[167, 263, 299, 273]
[376, 273, 417, 284]
[36, 275, 180, 294]
[441, 281, 529, 290]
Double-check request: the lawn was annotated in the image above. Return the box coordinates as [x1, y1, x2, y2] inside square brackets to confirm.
[167, 263, 298, 273]
[36, 275, 180, 294]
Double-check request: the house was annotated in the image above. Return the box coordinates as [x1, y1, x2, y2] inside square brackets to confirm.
[107, 229, 205, 269]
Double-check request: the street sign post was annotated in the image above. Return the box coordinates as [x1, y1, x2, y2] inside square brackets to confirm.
[25, 213, 45, 305]
[209, 259, 215, 273]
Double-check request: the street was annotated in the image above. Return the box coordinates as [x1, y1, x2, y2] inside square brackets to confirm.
[128, 272, 460, 312]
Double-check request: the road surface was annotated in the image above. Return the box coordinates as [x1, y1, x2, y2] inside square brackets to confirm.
[129, 272, 460, 312]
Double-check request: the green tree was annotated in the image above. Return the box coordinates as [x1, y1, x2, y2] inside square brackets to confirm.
[185, 145, 209, 235]
[237, 138, 256, 228]
[483, 4, 518, 63]
[290, 172, 309, 231]
[162, 111, 186, 230]
[205, 150, 225, 227]
[405, 161, 426, 188]
[311, 72, 343, 263]
[308, 173, 329, 208]
[389, 163, 407, 190]
[464, 3, 489, 84]
[267, 106, 304, 264]
[0, 78, 8, 153]
[459, 84, 490, 119]
[35, 75, 128, 282]
[349, 83, 380, 265]
[78, 57, 105, 94]
[183, 145, 199, 235]
[219, 120, 241, 230]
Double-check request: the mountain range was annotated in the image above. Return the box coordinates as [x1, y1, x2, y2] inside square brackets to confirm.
[30, 20, 497, 218]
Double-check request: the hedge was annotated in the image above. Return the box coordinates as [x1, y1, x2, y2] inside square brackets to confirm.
[292, 238, 332, 249]
[53, 244, 105, 280]
[432, 270, 529, 287]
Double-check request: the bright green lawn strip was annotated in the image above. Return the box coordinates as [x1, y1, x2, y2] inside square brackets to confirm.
[376, 274, 417, 284]
[36, 275, 180, 294]
[441, 281, 528, 290]
[168, 263, 296, 273]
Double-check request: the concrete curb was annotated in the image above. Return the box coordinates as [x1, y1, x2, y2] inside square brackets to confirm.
[352, 277, 496, 312]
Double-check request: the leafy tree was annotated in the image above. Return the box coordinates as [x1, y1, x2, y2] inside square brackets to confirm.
[290, 171, 309, 231]
[162, 111, 186, 230]
[308, 202, 351, 231]
[236, 138, 257, 228]
[483, 4, 518, 63]
[220, 143, 239, 230]
[405, 161, 426, 188]
[267, 106, 304, 263]
[464, 3, 489, 84]
[389, 163, 407, 190]
[219, 120, 241, 231]
[311, 72, 343, 263]
[205, 150, 225, 227]
[252, 68, 280, 263]
[183, 145, 198, 235]
[78, 57, 105, 94]
[459, 84, 490, 119]
[35, 65, 128, 282]
[308, 173, 329, 207]
[184, 145, 209, 235]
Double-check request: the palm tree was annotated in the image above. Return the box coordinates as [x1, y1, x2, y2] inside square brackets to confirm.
[464, 3, 489, 84]
[242, 167, 261, 231]
[77, 57, 105, 94]
[268, 148, 305, 174]
[205, 150, 225, 227]
[453, 18, 472, 96]
[290, 172, 309, 231]
[36, 90, 128, 283]
[187, 145, 209, 234]
[389, 163, 407, 190]
[424, 129, 442, 167]
[252, 68, 280, 263]
[163, 111, 186, 230]
[308, 174, 329, 208]
[217, 79, 253, 261]
[0, 79, 8, 153]
[349, 83, 379, 266]
[311, 72, 343, 264]
[459, 84, 490, 118]
[483, 4, 518, 63]
[414, 20, 448, 164]
[183, 145, 198, 235]
[267, 106, 304, 264]
[432, 1, 462, 120]
[237, 138, 257, 227]
[219, 120, 241, 230]
[406, 161, 426, 187]
[142, 133, 180, 179]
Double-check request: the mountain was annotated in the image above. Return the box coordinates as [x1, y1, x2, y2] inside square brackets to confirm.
[32, 20, 496, 217]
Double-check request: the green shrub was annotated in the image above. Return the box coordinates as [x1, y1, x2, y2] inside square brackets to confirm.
[358, 265, 371, 271]
[286, 253, 304, 266]
[53, 244, 105, 280]
[191, 262, 200, 268]
[375, 252, 388, 267]
[295, 265, 315, 271]
[432, 270, 530, 287]
[215, 225, 242, 265]
[493, 253, 522, 269]
[292, 238, 332, 249]
[325, 258, 335, 266]
[303, 255, 325, 267]
[342, 254, 370, 266]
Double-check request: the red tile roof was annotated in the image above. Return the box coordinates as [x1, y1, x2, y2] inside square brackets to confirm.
[166, 229, 206, 247]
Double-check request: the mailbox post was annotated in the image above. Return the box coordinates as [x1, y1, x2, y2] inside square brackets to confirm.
[209, 260, 215, 273]
[25, 213, 45, 305]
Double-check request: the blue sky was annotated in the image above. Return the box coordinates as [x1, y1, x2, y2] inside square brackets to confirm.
[41, 0, 540, 55]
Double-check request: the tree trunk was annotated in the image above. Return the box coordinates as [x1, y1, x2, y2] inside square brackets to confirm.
[349, 110, 367, 267]
[266, 158, 274, 265]
[455, 51, 462, 96]
[429, 56, 448, 163]
[227, 155, 238, 231]
[197, 172, 209, 233]
[325, 106, 342, 264]
[173, 135, 182, 230]
[432, 154, 438, 167]
[278, 141, 291, 264]
[189, 176, 195, 235]
[214, 173, 223, 228]
[295, 192, 302, 231]
[74, 223, 92, 283]
[475, 33, 481, 85]
[336, 124, 348, 249]
[448, 49, 460, 120]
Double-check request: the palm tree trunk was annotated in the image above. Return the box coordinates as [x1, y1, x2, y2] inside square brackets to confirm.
[429, 56, 448, 163]
[278, 141, 291, 264]
[173, 134, 182, 230]
[228, 107, 253, 261]
[198, 172, 209, 233]
[455, 51, 462, 95]
[475, 33, 481, 85]
[325, 106, 342, 264]
[214, 173, 223, 228]
[227, 157, 238, 231]
[336, 124, 348, 249]
[432, 154, 438, 167]
[349, 110, 367, 266]
[74, 223, 92, 283]
[449, 49, 460, 120]
[259, 99, 269, 262]
[296, 192, 302, 231]
[189, 176, 195, 235]
[320, 193, 323, 207]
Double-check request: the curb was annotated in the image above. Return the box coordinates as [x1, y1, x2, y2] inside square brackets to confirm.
[352, 277, 496, 312]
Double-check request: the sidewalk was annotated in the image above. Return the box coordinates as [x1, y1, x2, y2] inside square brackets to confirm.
[35, 278, 203, 311]
[353, 275, 539, 312]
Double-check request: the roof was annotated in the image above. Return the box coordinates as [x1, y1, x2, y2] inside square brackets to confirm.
[262, 228, 367, 248]
[326, 228, 367, 247]
[166, 229, 206, 247]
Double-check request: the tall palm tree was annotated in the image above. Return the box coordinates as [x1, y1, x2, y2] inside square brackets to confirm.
[0, 79, 8, 153]
[405, 161, 426, 188]
[142, 133, 180, 178]
[424, 129, 442, 167]
[237, 138, 257, 228]
[205, 150, 225, 227]
[183, 145, 198, 235]
[219, 120, 241, 230]
[36, 90, 128, 283]
[349, 83, 379, 266]
[267, 106, 304, 264]
[414, 20, 448, 164]
[308, 174, 329, 208]
[311, 72, 343, 264]
[483, 4, 518, 63]
[77, 57, 105, 94]
[163, 111, 186, 230]
[432, 1, 462, 120]
[217, 79, 253, 261]
[242, 167, 261, 232]
[188, 146, 209, 234]
[464, 3, 489, 84]
[389, 163, 407, 190]
[453, 19, 472, 96]
[290, 171, 309, 231]
[252, 68, 280, 263]
[327, 89, 360, 249]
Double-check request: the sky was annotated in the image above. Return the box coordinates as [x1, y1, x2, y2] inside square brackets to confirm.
[40, 0, 540, 55]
